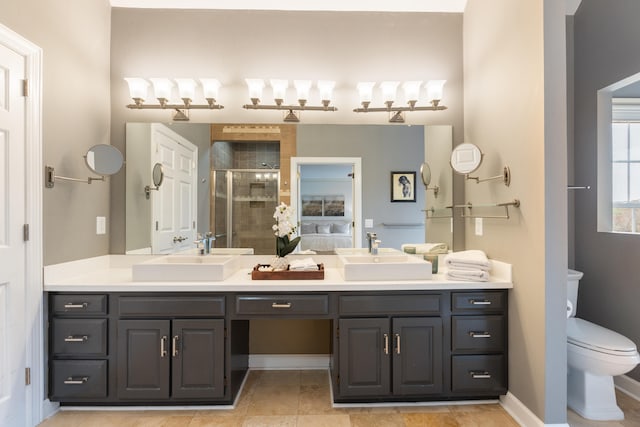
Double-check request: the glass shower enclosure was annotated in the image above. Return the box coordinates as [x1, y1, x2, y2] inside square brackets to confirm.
[212, 169, 279, 255]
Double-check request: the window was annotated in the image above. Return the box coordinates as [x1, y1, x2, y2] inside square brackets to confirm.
[611, 100, 640, 233]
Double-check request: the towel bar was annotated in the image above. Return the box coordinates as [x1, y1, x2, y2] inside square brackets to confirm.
[456, 199, 520, 219]
[423, 207, 453, 219]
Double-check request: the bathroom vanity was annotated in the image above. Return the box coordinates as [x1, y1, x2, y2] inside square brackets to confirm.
[44, 255, 512, 406]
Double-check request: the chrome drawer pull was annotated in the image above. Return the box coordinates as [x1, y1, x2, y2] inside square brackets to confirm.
[469, 299, 491, 305]
[160, 336, 168, 358]
[64, 376, 89, 385]
[470, 371, 492, 379]
[172, 335, 179, 357]
[271, 302, 292, 308]
[64, 335, 89, 343]
[383, 333, 389, 355]
[395, 334, 401, 355]
[469, 331, 491, 338]
[64, 302, 88, 309]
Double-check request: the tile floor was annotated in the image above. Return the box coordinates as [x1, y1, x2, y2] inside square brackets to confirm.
[38, 370, 639, 427]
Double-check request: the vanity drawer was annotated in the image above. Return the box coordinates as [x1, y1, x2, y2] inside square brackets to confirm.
[50, 360, 107, 400]
[235, 295, 329, 316]
[452, 316, 505, 352]
[51, 294, 107, 316]
[118, 296, 225, 317]
[452, 292, 505, 312]
[451, 355, 506, 394]
[52, 318, 108, 356]
[339, 294, 440, 315]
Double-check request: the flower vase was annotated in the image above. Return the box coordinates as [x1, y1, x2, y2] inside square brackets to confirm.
[271, 256, 289, 271]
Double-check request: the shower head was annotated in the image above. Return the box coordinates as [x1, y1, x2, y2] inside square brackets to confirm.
[261, 162, 279, 169]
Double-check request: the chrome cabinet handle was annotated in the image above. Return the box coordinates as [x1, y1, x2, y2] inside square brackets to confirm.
[160, 336, 168, 358]
[383, 333, 389, 355]
[271, 302, 292, 308]
[172, 335, 179, 357]
[64, 376, 89, 385]
[469, 299, 491, 305]
[469, 331, 491, 338]
[395, 334, 401, 355]
[64, 335, 88, 343]
[470, 371, 492, 379]
[64, 302, 88, 309]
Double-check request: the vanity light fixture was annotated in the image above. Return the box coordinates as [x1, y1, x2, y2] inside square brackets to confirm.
[242, 78, 337, 122]
[353, 80, 447, 123]
[124, 77, 224, 121]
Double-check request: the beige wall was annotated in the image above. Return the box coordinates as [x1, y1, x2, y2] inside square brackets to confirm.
[463, 0, 567, 423]
[0, 0, 112, 265]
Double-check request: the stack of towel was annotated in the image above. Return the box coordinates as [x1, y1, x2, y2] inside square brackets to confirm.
[288, 257, 320, 271]
[401, 243, 448, 255]
[444, 250, 491, 281]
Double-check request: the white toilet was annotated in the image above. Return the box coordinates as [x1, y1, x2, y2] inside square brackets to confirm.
[566, 269, 640, 420]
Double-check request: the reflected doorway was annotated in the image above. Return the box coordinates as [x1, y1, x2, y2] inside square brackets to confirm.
[291, 157, 363, 249]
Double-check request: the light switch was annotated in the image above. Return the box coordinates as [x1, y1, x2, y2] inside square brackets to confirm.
[475, 217, 483, 236]
[365, 219, 374, 228]
[96, 216, 106, 235]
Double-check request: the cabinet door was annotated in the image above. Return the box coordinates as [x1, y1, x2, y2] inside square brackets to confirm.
[117, 319, 170, 400]
[338, 318, 390, 397]
[392, 317, 443, 396]
[172, 319, 225, 399]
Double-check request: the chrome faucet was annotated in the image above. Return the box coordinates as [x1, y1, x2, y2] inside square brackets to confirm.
[366, 232, 378, 253]
[195, 232, 216, 254]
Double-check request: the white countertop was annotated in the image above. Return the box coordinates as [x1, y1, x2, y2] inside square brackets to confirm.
[44, 255, 513, 292]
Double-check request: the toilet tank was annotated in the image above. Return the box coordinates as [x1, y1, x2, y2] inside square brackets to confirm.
[567, 269, 584, 317]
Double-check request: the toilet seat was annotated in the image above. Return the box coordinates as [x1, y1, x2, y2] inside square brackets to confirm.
[567, 318, 638, 356]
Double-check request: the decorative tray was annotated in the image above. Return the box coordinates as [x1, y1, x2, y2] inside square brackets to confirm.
[251, 263, 325, 280]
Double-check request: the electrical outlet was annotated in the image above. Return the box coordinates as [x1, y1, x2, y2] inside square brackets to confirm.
[96, 216, 106, 235]
[365, 219, 374, 228]
[475, 217, 483, 236]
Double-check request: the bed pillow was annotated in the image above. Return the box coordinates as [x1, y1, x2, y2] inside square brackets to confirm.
[301, 223, 316, 234]
[316, 224, 331, 234]
[331, 223, 350, 234]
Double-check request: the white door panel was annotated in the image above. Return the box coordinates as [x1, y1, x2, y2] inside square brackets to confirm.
[0, 42, 26, 427]
[150, 124, 197, 253]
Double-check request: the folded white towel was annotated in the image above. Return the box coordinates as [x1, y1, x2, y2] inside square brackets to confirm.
[445, 250, 491, 271]
[446, 269, 490, 282]
[288, 257, 319, 271]
[401, 243, 448, 254]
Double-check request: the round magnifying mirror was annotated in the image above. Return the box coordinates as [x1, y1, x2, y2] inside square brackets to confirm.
[152, 163, 164, 187]
[419, 162, 432, 187]
[84, 144, 124, 176]
[450, 143, 483, 174]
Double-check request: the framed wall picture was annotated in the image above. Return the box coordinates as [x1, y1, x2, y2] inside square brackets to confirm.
[391, 171, 416, 202]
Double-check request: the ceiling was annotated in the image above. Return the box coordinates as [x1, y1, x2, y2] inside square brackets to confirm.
[108, 0, 468, 12]
[109, 0, 582, 14]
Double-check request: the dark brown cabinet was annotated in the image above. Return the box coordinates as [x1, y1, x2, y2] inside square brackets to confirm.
[49, 294, 110, 402]
[338, 316, 443, 398]
[117, 318, 225, 401]
[48, 289, 508, 405]
[450, 291, 508, 396]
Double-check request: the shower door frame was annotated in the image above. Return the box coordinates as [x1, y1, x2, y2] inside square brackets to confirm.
[212, 168, 280, 250]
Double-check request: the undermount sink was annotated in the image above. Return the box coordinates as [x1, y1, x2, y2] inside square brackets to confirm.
[334, 247, 403, 256]
[132, 255, 237, 282]
[338, 252, 432, 281]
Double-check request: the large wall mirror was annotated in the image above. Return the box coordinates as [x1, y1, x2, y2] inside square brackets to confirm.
[124, 123, 453, 255]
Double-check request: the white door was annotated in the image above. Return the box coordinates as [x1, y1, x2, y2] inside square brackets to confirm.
[151, 124, 198, 253]
[0, 42, 27, 427]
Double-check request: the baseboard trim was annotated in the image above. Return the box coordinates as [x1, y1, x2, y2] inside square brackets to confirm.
[248, 354, 330, 370]
[500, 392, 569, 427]
[614, 374, 640, 401]
[41, 399, 59, 422]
